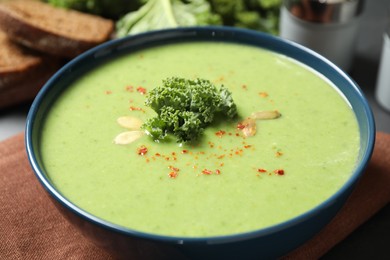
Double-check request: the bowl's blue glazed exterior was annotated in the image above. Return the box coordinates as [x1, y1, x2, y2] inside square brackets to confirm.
[25, 27, 375, 260]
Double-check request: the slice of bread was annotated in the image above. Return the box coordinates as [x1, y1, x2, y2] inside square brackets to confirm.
[0, 30, 62, 109]
[0, 0, 114, 58]
[0, 48, 62, 110]
[0, 67, 56, 110]
[0, 30, 43, 89]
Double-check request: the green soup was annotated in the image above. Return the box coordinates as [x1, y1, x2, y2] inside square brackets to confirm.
[40, 42, 360, 237]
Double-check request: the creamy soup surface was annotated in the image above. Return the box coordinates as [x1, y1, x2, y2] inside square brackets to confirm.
[40, 42, 360, 237]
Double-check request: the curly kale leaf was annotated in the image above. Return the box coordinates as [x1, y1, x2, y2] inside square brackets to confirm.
[115, 0, 222, 37]
[142, 77, 237, 143]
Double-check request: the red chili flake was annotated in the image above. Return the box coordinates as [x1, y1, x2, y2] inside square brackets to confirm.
[274, 169, 285, 175]
[155, 153, 161, 157]
[215, 130, 226, 138]
[259, 92, 269, 98]
[165, 157, 170, 161]
[257, 168, 267, 173]
[137, 145, 148, 156]
[235, 133, 240, 137]
[215, 169, 221, 175]
[105, 90, 112, 95]
[220, 163, 224, 167]
[217, 155, 225, 159]
[136, 87, 147, 95]
[232, 148, 243, 156]
[125, 86, 134, 92]
[169, 166, 180, 172]
[168, 172, 178, 178]
[181, 149, 188, 154]
[129, 106, 143, 111]
[275, 151, 283, 157]
[244, 145, 252, 149]
[202, 169, 213, 175]
[237, 123, 245, 130]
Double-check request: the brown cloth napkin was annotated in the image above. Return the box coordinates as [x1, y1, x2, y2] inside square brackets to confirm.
[1, 132, 389, 260]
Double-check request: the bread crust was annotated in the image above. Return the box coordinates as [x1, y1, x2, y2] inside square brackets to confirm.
[0, 71, 50, 110]
[0, 31, 46, 89]
[0, 0, 114, 58]
[0, 59, 61, 110]
[0, 0, 113, 108]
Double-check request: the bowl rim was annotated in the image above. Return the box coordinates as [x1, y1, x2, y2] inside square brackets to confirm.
[25, 26, 376, 245]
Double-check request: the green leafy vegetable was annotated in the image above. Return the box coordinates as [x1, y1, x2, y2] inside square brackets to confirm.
[208, 0, 281, 34]
[44, 0, 282, 35]
[115, 0, 282, 37]
[115, 0, 221, 37]
[142, 77, 237, 143]
[44, 0, 146, 19]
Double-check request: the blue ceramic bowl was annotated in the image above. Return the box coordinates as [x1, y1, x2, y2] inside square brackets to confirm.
[26, 27, 375, 260]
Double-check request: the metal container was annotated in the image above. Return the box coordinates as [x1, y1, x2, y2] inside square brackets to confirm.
[375, 10, 390, 112]
[279, 0, 364, 71]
